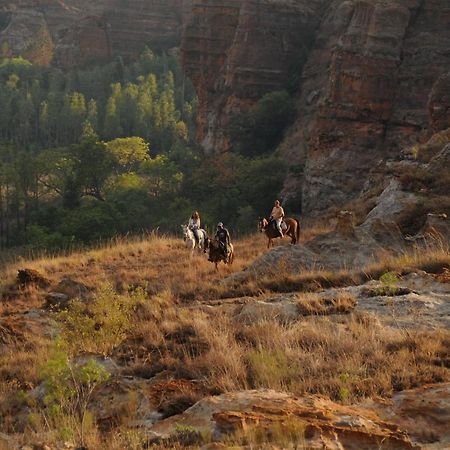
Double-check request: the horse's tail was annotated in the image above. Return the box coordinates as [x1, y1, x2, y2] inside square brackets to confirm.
[202, 230, 209, 252]
[228, 244, 234, 265]
[295, 218, 300, 244]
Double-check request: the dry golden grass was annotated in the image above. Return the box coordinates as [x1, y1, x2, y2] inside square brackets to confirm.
[0, 228, 449, 448]
[116, 305, 449, 400]
[0, 232, 268, 304]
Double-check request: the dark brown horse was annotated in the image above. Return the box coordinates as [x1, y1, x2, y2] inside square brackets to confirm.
[207, 238, 234, 271]
[259, 217, 300, 248]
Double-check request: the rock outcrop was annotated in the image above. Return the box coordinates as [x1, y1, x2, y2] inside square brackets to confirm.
[0, 0, 190, 67]
[148, 386, 450, 448]
[182, 0, 450, 214]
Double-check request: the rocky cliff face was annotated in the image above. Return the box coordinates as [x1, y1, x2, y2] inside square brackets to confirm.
[182, 0, 328, 152]
[182, 0, 450, 214]
[0, 0, 190, 67]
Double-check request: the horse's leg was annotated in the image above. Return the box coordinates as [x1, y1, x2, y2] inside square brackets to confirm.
[287, 227, 294, 245]
[292, 226, 297, 245]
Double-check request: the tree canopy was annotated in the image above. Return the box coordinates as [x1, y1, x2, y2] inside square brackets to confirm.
[0, 49, 291, 252]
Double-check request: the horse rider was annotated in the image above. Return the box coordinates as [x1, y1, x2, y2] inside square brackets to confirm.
[215, 222, 231, 262]
[188, 211, 201, 244]
[270, 200, 285, 237]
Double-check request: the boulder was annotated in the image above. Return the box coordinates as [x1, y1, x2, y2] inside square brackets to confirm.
[367, 384, 450, 448]
[406, 213, 450, 247]
[361, 179, 420, 229]
[87, 377, 162, 431]
[226, 244, 321, 284]
[147, 388, 449, 448]
[16, 269, 51, 289]
[44, 292, 71, 310]
[53, 277, 93, 301]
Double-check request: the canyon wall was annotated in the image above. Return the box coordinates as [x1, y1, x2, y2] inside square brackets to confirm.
[1, 0, 448, 214]
[0, 0, 190, 67]
[182, 0, 450, 214]
[182, 0, 328, 152]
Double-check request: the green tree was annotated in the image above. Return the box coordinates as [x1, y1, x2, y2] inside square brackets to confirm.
[228, 90, 296, 156]
[106, 137, 149, 172]
[104, 83, 122, 139]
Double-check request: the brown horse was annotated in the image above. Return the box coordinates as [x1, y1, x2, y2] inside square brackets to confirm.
[207, 239, 234, 271]
[259, 217, 300, 248]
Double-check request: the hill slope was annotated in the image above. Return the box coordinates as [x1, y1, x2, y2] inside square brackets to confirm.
[0, 221, 449, 449]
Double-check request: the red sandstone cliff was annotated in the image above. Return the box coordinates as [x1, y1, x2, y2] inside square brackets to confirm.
[0, 0, 190, 67]
[182, 0, 328, 153]
[182, 0, 450, 214]
[1, 0, 448, 214]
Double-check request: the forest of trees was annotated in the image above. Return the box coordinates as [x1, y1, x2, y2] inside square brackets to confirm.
[0, 49, 289, 252]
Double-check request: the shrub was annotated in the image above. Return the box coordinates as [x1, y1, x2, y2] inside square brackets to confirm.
[39, 343, 110, 445]
[56, 283, 145, 355]
[25, 224, 72, 253]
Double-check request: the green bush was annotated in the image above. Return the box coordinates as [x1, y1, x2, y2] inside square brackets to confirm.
[25, 224, 72, 252]
[56, 282, 145, 355]
[228, 90, 296, 156]
[60, 200, 124, 244]
[39, 343, 110, 445]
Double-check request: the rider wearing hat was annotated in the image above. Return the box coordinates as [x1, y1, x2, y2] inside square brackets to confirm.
[215, 222, 231, 262]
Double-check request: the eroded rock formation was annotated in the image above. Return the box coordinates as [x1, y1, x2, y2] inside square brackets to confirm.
[149, 386, 450, 449]
[182, 0, 450, 214]
[0, 0, 190, 67]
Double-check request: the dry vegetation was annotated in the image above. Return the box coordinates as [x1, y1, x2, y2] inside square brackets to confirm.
[0, 227, 449, 449]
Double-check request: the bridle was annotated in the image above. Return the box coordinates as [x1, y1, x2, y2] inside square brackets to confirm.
[259, 218, 268, 232]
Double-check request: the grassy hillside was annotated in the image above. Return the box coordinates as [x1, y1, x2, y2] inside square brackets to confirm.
[0, 229, 449, 448]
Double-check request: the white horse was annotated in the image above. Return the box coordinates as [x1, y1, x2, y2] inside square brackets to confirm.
[181, 225, 207, 254]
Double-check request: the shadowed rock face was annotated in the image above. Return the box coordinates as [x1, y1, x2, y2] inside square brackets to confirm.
[0, 0, 191, 67]
[181, 0, 450, 214]
[429, 71, 450, 133]
[181, 0, 328, 153]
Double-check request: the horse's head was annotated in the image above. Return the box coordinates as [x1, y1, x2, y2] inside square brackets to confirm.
[258, 217, 268, 232]
[181, 224, 189, 241]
